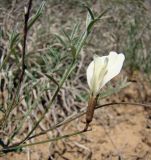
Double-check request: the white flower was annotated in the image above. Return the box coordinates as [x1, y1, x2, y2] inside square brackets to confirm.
[87, 51, 125, 96]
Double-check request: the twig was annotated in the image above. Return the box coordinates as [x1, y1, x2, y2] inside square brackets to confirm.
[24, 101, 151, 140]
[20, 0, 33, 83]
[1, 102, 150, 153]
[5, 0, 33, 144]
[2, 130, 88, 153]
[17, 60, 76, 145]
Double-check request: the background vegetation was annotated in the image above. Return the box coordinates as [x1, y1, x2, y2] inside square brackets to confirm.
[0, 0, 151, 159]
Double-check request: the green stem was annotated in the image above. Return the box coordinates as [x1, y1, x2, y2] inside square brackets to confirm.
[17, 30, 89, 145]
[18, 60, 76, 145]
[76, 31, 88, 57]
[7, 90, 44, 145]
[3, 128, 87, 153]
[27, 101, 151, 140]
[7, 23, 89, 147]
[3, 101, 151, 154]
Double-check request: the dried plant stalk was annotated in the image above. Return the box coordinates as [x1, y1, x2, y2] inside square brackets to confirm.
[84, 96, 98, 131]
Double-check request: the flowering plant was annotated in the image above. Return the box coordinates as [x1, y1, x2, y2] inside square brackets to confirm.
[84, 51, 125, 130]
[87, 51, 125, 96]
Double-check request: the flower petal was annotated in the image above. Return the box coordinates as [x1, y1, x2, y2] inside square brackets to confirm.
[87, 55, 108, 95]
[100, 51, 125, 88]
[87, 60, 94, 90]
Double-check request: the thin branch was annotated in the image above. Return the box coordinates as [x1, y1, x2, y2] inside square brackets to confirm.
[17, 60, 76, 145]
[26, 101, 151, 140]
[20, 0, 33, 83]
[44, 73, 60, 88]
[2, 130, 88, 153]
[5, 0, 33, 144]
[1, 101, 151, 153]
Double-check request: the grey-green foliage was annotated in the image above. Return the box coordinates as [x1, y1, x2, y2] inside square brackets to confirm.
[0, 0, 132, 154]
[0, 4, 115, 153]
[126, 17, 143, 71]
[116, 1, 151, 73]
[83, 0, 151, 74]
[125, 15, 151, 73]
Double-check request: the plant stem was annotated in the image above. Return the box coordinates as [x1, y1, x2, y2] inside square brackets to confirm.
[17, 60, 76, 145]
[17, 29, 89, 146]
[84, 96, 97, 131]
[27, 101, 151, 140]
[3, 128, 88, 153]
[5, 0, 33, 144]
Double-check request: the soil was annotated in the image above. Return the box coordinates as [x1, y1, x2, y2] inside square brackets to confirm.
[2, 74, 151, 160]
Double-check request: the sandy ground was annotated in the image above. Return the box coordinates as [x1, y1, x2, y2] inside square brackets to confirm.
[2, 74, 151, 160]
[2, 107, 151, 160]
